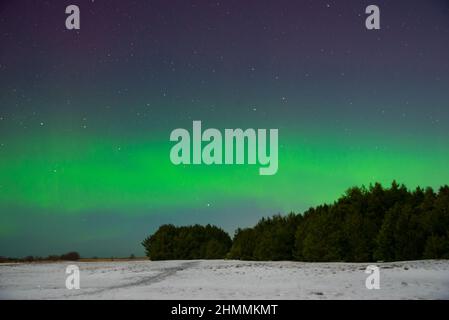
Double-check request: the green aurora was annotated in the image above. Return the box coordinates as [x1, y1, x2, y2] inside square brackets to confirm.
[1, 128, 448, 214]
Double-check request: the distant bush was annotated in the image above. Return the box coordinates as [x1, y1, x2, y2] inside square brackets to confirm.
[60, 252, 80, 261]
[142, 224, 232, 260]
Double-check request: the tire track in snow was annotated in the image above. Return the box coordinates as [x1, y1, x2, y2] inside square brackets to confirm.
[54, 260, 199, 299]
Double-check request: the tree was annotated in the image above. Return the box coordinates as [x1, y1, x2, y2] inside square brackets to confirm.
[228, 228, 256, 260]
[142, 224, 231, 260]
[423, 234, 449, 259]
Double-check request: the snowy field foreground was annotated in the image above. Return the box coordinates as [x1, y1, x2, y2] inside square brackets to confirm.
[0, 259, 448, 299]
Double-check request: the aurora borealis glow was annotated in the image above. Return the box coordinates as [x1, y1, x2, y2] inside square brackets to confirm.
[1, 0, 449, 257]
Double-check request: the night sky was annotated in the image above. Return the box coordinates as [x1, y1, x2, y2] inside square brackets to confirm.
[1, 0, 449, 257]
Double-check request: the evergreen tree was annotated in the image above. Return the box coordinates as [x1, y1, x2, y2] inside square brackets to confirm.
[143, 182, 449, 262]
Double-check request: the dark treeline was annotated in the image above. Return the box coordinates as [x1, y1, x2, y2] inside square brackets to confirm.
[0, 251, 80, 263]
[143, 182, 449, 262]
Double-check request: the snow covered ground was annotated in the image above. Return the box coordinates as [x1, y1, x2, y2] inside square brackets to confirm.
[0, 259, 448, 299]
